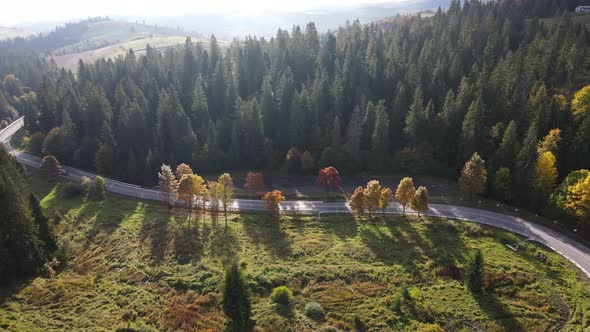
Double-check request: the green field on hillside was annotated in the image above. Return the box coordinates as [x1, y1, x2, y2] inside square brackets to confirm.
[0, 175, 589, 331]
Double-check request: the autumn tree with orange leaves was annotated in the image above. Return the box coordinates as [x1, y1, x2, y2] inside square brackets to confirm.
[262, 190, 285, 215]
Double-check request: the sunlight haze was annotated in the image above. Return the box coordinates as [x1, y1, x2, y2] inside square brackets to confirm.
[1, 0, 407, 26]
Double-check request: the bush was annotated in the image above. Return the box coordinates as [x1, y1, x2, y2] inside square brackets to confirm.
[271, 286, 293, 305]
[304, 301, 325, 320]
[61, 182, 84, 198]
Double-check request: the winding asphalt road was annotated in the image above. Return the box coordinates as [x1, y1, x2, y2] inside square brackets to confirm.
[2, 117, 590, 279]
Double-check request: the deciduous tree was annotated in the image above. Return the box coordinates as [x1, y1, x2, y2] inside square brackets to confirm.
[349, 186, 366, 217]
[410, 186, 429, 216]
[93, 176, 106, 201]
[244, 172, 264, 193]
[564, 174, 590, 222]
[40, 155, 60, 178]
[396, 177, 415, 216]
[537, 129, 562, 156]
[316, 166, 341, 196]
[532, 151, 557, 198]
[572, 85, 590, 118]
[262, 190, 285, 215]
[175, 163, 193, 181]
[459, 152, 487, 195]
[218, 173, 234, 228]
[379, 187, 393, 214]
[177, 174, 205, 223]
[364, 180, 382, 217]
[158, 164, 178, 210]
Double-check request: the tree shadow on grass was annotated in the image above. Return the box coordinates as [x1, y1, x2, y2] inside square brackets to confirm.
[420, 217, 468, 267]
[207, 227, 239, 264]
[359, 223, 407, 266]
[241, 215, 292, 259]
[315, 214, 359, 239]
[474, 293, 524, 331]
[173, 220, 204, 265]
[140, 207, 171, 264]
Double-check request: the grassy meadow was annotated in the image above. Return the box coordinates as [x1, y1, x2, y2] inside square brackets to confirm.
[0, 175, 589, 331]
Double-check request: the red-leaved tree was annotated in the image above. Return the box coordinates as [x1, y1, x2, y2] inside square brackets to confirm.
[316, 166, 342, 196]
[244, 171, 265, 194]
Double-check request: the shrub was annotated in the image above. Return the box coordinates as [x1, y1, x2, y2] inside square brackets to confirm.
[271, 286, 293, 305]
[304, 301, 325, 320]
[62, 182, 84, 198]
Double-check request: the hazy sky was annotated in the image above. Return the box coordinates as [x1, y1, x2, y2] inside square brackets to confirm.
[1, 0, 404, 26]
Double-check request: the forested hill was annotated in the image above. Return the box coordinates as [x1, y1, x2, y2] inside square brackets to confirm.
[2, 0, 589, 209]
[0, 17, 198, 55]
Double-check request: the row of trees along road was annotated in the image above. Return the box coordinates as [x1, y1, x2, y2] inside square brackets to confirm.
[0, 0, 586, 219]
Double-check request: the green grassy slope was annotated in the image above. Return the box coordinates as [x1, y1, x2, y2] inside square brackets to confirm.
[0, 175, 589, 331]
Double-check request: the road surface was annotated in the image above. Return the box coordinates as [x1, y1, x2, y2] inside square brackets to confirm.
[2, 117, 590, 279]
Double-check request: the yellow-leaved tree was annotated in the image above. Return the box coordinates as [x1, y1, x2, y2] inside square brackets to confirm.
[396, 177, 416, 216]
[364, 180, 382, 217]
[564, 174, 590, 221]
[349, 186, 367, 217]
[532, 151, 557, 198]
[572, 85, 590, 118]
[459, 152, 487, 195]
[218, 173, 234, 228]
[379, 187, 393, 214]
[177, 174, 205, 224]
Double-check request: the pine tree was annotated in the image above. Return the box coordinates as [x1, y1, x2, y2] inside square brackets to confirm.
[370, 100, 389, 167]
[461, 97, 485, 160]
[404, 87, 425, 147]
[222, 261, 253, 332]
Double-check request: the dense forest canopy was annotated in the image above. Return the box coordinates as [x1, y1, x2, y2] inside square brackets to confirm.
[0, 0, 588, 209]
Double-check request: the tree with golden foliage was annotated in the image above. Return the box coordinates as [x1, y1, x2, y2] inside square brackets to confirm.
[244, 172, 264, 193]
[218, 173, 234, 228]
[262, 190, 285, 215]
[459, 152, 487, 195]
[349, 186, 367, 217]
[396, 177, 416, 216]
[410, 186, 429, 216]
[177, 174, 205, 224]
[379, 187, 393, 214]
[207, 181, 221, 218]
[564, 174, 590, 221]
[572, 85, 590, 118]
[364, 180, 382, 217]
[537, 129, 561, 156]
[175, 163, 193, 181]
[532, 151, 557, 197]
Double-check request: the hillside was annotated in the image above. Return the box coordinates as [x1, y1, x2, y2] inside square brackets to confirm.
[53, 36, 227, 71]
[0, 26, 32, 40]
[50, 18, 200, 55]
[0, 174, 589, 331]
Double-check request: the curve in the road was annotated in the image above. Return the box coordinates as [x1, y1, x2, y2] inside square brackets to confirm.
[2, 117, 590, 279]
